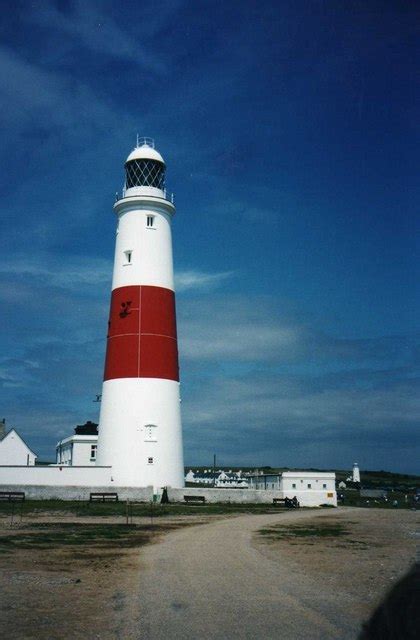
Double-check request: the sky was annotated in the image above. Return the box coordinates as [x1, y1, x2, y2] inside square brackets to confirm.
[0, 0, 418, 474]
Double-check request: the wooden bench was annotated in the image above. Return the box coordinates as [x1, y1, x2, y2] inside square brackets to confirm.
[272, 498, 286, 505]
[89, 492, 119, 503]
[0, 491, 25, 502]
[184, 495, 206, 504]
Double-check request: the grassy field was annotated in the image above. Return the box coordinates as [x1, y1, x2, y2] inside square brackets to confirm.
[339, 489, 417, 509]
[0, 500, 290, 518]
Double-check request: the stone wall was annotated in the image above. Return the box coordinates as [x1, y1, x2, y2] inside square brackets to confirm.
[0, 484, 154, 501]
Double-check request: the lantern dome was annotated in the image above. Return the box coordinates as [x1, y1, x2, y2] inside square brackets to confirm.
[124, 137, 166, 191]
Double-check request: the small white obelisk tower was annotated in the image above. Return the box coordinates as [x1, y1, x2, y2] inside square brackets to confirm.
[96, 138, 184, 488]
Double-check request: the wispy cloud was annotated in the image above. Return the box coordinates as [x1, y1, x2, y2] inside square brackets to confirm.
[0, 45, 112, 132]
[23, 0, 172, 74]
[178, 295, 418, 366]
[175, 269, 235, 292]
[0, 256, 234, 295]
[0, 254, 112, 292]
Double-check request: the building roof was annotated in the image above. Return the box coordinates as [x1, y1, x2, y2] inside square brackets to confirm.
[56, 434, 98, 447]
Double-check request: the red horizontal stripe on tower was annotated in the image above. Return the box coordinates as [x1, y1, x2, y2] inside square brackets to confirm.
[103, 285, 179, 382]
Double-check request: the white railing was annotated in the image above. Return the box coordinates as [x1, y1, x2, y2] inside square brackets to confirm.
[117, 185, 174, 204]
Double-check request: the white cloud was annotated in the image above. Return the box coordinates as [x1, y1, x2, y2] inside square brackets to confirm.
[0, 254, 112, 292]
[23, 0, 179, 74]
[0, 45, 112, 131]
[175, 269, 235, 292]
[178, 295, 303, 362]
[1, 256, 236, 295]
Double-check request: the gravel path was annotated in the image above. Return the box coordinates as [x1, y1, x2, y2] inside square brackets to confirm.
[129, 508, 378, 639]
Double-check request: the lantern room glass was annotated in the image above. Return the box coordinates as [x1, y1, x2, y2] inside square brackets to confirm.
[125, 159, 165, 190]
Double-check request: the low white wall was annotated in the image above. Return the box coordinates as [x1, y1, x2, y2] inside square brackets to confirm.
[0, 468, 337, 506]
[169, 487, 276, 503]
[168, 487, 337, 506]
[0, 465, 113, 487]
[0, 484, 154, 501]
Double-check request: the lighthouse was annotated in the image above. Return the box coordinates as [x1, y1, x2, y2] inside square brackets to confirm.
[95, 138, 184, 489]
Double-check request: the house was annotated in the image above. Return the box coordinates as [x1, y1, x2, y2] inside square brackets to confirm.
[0, 422, 37, 466]
[215, 470, 248, 488]
[55, 421, 98, 466]
[185, 468, 249, 488]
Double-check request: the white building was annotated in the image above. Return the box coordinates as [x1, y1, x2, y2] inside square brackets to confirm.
[56, 421, 98, 466]
[0, 427, 37, 466]
[248, 471, 337, 506]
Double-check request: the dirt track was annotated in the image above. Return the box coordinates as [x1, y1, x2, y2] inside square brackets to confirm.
[128, 508, 418, 639]
[0, 507, 418, 639]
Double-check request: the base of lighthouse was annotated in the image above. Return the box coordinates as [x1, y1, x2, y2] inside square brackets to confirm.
[96, 378, 184, 488]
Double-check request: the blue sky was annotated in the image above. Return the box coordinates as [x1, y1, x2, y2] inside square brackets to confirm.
[0, 0, 418, 473]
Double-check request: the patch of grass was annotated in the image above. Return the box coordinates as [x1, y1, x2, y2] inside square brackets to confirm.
[0, 522, 187, 553]
[259, 521, 350, 541]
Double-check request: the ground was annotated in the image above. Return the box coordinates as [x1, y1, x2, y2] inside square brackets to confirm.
[0, 505, 417, 639]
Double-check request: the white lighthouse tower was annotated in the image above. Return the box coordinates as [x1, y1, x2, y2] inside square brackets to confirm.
[352, 462, 361, 484]
[96, 138, 184, 489]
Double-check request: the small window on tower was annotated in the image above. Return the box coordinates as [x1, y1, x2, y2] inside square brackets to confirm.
[146, 215, 155, 228]
[144, 424, 157, 442]
[124, 250, 132, 264]
[90, 445, 97, 461]
[148, 457, 154, 464]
